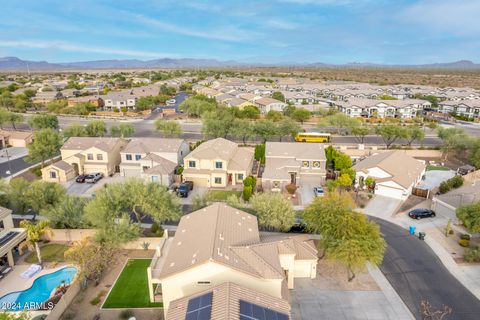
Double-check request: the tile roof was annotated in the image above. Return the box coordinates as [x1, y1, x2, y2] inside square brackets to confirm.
[353, 150, 425, 188]
[166, 282, 291, 320]
[61, 137, 125, 152]
[266, 142, 326, 160]
[122, 138, 185, 154]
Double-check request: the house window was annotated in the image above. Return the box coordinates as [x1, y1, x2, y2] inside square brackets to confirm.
[142, 166, 149, 171]
[215, 161, 223, 169]
[197, 281, 211, 285]
[96, 154, 103, 161]
[237, 173, 244, 181]
[189, 160, 196, 168]
[87, 154, 93, 160]
[50, 171, 57, 178]
[126, 154, 132, 161]
[135, 154, 142, 161]
[151, 176, 159, 182]
[214, 177, 222, 184]
[302, 161, 309, 168]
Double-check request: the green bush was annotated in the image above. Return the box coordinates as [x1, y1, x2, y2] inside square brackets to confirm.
[150, 222, 159, 234]
[439, 181, 451, 194]
[450, 175, 464, 188]
[243, 186, 253, 201]
[30, 166, 42, 177]
[243, 176, 257, 188]
[464, 246, 480, 263]
[254, 144, 265, 162]
[119, 310, 134, 320]
[460, 233, 471, 240]
[458, 239, 470, 247]
[176, 166, 184, 175]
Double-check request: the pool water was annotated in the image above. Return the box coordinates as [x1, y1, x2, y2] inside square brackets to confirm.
[0, 266, 77, 311]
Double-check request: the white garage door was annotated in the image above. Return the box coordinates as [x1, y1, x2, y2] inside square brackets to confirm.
[375, 185, 404, 200]
[433, 201, 456, 220]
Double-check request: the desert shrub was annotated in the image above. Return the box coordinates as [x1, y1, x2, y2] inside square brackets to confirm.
[439, 181, 451, 194]
[464, 246, 480, 263]
[150, 222, 163, 237]
[243, 186, 253, 201]
[460, 234, 471, 240]
[458, 239, 470, 247]
[254, 144, 265, 163]
[176, 166, 184, 175]
[450, 175, 464, 188]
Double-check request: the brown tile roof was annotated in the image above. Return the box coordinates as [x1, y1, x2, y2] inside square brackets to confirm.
[187, 138, 238, 161]
[123, 138, 186, 154]
[61, 137, 125, 153]
[166, 282, 291, 320]
[155, 203, 284, 281]
[266, 142, 326, 160]
[353, 150, 425, 188]
[51, 160, 75, 172]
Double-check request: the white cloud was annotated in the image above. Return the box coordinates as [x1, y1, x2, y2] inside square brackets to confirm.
[131, 13, 255, 42]
[398, 0, 480, 36]
[0, 40, 174, 58]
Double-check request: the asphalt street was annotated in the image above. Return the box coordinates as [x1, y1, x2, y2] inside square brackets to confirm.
[373, 217, 480, 320]
[0, 156, 37, 178]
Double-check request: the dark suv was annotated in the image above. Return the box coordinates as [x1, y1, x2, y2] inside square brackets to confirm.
[177, 181, 194, 198]
[408, 208, 436, 220]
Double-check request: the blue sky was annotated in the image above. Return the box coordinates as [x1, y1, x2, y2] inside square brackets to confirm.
[0, 0, 479, 64]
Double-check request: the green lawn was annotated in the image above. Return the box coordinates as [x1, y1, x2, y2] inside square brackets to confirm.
[426, 165, 450, 171]
[25, 243, 70, 263]
[206, 190, 242, 201]
[102, 259, 162, 309]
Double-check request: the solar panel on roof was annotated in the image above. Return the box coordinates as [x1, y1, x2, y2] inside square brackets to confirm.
[239, 300, 289, 320]
[185, 292, 213, 320]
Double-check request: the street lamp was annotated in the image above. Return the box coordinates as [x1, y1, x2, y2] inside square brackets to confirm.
[5, 148, 12, 176]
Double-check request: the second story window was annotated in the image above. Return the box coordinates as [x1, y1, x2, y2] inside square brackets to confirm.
[87, 154, 93, 160]
[97, 154, 103, 161]
[135, 154, 142, 161]
[215, 161, 223, 169]
[126, 154, 132, 161]
[189, 160, 196, 168]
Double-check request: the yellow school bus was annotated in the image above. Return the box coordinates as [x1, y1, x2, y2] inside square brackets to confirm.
[295, 132, 331, 143]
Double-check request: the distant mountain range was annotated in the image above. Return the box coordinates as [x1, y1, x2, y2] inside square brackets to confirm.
[1, 56, 479, 71]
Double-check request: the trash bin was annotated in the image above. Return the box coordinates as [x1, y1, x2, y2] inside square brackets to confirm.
[409, 226, 416, 235]
[419, 232, 426, 240]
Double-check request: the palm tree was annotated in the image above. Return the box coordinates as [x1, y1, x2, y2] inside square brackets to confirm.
[19, 220, 52, 264]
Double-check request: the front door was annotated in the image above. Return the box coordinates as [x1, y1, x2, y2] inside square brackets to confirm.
[290, 172, 296, 184]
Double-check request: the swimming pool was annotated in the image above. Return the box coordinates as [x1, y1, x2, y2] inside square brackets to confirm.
[0, 266, 77, 311]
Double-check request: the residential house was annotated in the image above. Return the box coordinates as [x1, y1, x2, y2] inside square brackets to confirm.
[119, 138, 190, 186]
[0, 130, 33, 148]
[335, 98, 430, 118]
[431, 182, 480, 223]
[262, 142, 327, 191]
[103, 92, 136, 110]
[166, 282, 290, 320]
[67, 95, 104, 108]
[353, 150, 426, 200]
[182, 138, 254, 188]
[31, 91, 62, 105]
[438, 100, 480, 119]
[41, 137, 128, 182]
[148, 203, 317, 317]
[254, 97, 288, 113]
[0, 207, 26, 269]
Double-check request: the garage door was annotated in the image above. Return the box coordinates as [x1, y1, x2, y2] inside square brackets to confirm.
[185, 176, 210, 187]
[84, 166, 108, 175]
[433, 201, 456, 220]
[121, 168, 139, 177]
[375, 185, 404, 200]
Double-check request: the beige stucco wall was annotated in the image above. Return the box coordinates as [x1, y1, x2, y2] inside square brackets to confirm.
[158, 261, 283, 314]
[41, 166, 76, 183]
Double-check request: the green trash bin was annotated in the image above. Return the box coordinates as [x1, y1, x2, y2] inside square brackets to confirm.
[419, 232, 426, 240]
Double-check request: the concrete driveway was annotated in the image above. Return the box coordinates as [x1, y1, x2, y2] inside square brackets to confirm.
[298, 176, 324, 207]
[361, 195, 402, 219]
[178, 186, 208, 205]
[65, 174, 126, 197]
[291, 277, 412, 320]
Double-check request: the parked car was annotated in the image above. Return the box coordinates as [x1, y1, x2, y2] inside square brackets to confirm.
[75, 174, 87, 183]
[85, 172, 103, 184]
[177, 183, 190, 197]
[313, 187, 325, 197]
[408, 208, 436, 220]
[184, 181, 194, 191]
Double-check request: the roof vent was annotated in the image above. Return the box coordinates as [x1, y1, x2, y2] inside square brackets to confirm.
[219, 233, 224, 241]
[169, 262, 175, 267]
[248, 228, 252, 232]
[177, 241, 182, 246]
[181, 229, 186, 233]
[238, 222, 242, 226]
